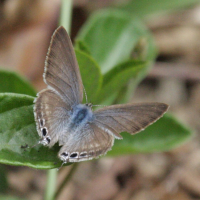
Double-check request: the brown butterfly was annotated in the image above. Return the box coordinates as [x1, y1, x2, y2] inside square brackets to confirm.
[34, 26, 169, 163]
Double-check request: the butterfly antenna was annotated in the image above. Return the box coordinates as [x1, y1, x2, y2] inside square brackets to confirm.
[92, 104, 107, 107]
[83, 85, 88, 103]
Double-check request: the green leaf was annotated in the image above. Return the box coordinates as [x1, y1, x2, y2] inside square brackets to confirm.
[119, 0, 200, 18]
[75, 49, 102, 102]
[0, 93, 63, 169]
[77, 9, 156, 74]
[95, 60, 146, 104]
[0, 70, 36, 96]
[108, 114, 193, 156]
[75, 40, 91, 55]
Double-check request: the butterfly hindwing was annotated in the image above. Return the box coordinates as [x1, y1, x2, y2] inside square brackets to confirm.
[34, 89, 71, 147]
[58, 122, 115, 162]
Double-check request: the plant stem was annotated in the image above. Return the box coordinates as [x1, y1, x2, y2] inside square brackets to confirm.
[59, 0, 73, 34]
[45, 169, 58, 200]
[54, 163, 79, 199]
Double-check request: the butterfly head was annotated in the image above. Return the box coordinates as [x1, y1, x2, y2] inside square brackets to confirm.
[85, 103, 92, 108]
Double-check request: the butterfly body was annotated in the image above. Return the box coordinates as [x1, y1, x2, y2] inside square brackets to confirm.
[34, 26, 169, 164]
[69, 104, 94, 130]
[57, 103, 94, 148]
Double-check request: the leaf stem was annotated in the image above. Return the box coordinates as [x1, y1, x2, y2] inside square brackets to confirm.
[54, 163, 79, 199]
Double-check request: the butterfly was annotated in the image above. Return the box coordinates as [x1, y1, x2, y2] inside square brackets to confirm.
[34, 26, 169, 164]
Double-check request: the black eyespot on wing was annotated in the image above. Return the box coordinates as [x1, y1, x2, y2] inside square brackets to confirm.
[40, 119, 44, 126]
[46, 137, 50, 144]
[61, 152, 68, 157]
[70, 153, 78, 158]
[42, 128, 47, 136]
[80, 152, 87, 157]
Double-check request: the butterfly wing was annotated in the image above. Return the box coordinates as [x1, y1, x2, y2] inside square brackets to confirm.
[44, 26, 83, 106]
[93, 102, 169, 139]
[58, 122, 114, 163]
[34, 89, 71, 147]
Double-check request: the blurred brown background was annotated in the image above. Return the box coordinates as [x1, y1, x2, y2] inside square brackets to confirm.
[1, 0, 200, 199]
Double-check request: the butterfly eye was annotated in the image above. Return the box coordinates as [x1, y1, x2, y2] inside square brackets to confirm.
[70, 153, 78, 158]
[42, 128, 47, 136]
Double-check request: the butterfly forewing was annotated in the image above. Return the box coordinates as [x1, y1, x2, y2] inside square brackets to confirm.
[44, 26, 83, 106]
[94, 102, 169, 138]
